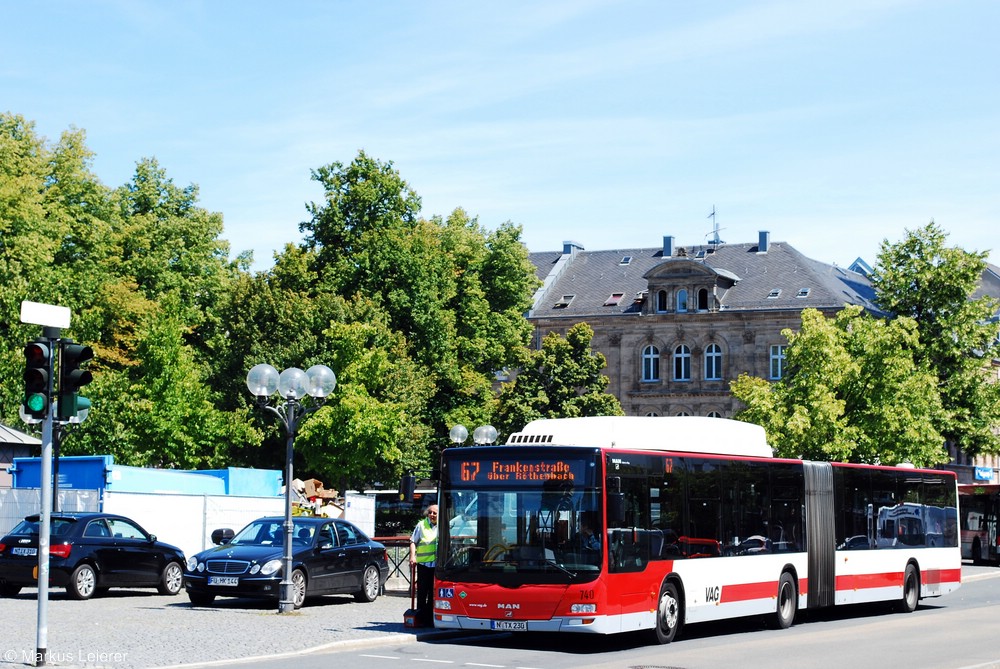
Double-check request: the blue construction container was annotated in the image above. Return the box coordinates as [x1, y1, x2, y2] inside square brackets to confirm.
[191, 467, 282, 496]
[11, 455, 226, 495]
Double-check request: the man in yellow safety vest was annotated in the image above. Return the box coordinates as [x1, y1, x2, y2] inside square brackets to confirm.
[409, 504, 438, 625]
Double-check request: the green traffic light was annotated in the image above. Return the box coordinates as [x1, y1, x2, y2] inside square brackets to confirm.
[26, 393, 47, 412]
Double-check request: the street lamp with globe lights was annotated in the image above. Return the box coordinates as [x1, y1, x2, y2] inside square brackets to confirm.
[246, 363, 336, 613]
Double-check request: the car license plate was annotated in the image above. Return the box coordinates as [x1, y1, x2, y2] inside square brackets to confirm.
[207, 576, 239, 586]
[491, 620, 527, 631]
[11, 547, 37, 557]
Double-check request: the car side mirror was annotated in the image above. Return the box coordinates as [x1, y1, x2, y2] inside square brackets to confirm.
[211, 528, 235, 545]
[148, 534, 157, 543]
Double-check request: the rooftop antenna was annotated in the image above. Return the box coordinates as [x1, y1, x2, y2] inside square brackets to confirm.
[707, 206, 725, 246]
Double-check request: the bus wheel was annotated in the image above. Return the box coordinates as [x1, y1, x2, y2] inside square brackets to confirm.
[771, 572, 797, 629]
[897, 563, 919, 614]
[650, 581, 682, 644]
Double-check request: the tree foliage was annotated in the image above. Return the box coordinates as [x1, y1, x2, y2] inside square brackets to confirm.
[732, 307, 946, 466]
[495, 323, 624, 438]
[871, 222, 1000, 456]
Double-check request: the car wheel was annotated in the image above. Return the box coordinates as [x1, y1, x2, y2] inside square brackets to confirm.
[67, 564, 98, 600]
[291, 569, 307, 609]
[158, 561, 184, 595]
[0, 582, 22, 597]
[354, 565, 381, 603]
[649, 581, 682, 644]
[188, 592, 216, 606]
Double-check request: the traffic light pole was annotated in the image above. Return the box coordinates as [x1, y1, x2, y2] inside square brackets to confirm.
[35, 326, 59, 667]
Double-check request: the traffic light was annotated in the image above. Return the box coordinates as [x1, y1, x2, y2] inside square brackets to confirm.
[57, 340, 93, 421]
[23, 339, 52, 420]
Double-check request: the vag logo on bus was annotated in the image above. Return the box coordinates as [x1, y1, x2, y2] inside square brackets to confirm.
[705, 585, 721, 603]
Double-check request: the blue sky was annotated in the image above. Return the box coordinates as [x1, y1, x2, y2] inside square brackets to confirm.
[4, 0, 998, 271]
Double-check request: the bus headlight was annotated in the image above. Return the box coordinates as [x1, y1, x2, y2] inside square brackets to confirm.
[435, 599, 452, 610]
[570, 603, 596, 614]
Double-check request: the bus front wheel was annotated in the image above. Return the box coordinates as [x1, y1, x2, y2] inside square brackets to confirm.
[650, 581, 682, 644]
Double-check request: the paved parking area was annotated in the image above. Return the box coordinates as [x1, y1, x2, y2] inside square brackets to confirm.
[1, 587, 430, 668]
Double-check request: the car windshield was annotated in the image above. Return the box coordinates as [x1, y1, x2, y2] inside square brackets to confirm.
[229, 521, 315, 546]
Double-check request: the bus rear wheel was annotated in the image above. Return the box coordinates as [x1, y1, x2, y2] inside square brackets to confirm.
[897, 563, 919, 613]
[770, 571, 797, 629]
[650, 581, 682, 644]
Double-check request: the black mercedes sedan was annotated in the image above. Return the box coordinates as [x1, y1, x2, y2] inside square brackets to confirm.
[0, 512, 186, 599]
[184, 516, 390, 608]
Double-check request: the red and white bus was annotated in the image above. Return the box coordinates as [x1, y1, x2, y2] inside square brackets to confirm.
[959, 483, 1000, 565]
[432, 416, 961, 643]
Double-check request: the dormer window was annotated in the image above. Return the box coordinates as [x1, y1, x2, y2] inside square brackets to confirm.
[767, 288, 781, 299]
[554, 294, 575, 308]
[796, 288, 810, 298]
[604, 292, 625, 306]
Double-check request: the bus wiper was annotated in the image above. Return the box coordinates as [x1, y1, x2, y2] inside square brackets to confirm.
[544, 558, 577, 579]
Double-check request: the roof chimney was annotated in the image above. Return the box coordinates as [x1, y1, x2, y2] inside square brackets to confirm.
[663, 236, 675, 257]
[758, 230, 770, 254]
[562, 240, 584, 255]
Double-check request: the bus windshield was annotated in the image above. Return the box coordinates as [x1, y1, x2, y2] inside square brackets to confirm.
[438, 447, 602, 584]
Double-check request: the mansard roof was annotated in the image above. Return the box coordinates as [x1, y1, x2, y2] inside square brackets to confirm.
[528, 235, 880, 319]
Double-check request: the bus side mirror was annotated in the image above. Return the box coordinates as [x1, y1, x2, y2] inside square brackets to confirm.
[399, 474, 416, 504]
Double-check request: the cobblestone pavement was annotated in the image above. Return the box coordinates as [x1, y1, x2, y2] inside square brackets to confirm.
[1, 587, 439, 669]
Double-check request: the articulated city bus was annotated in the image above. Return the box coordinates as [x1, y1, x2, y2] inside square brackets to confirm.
[432, 416, 961, 643]
[958, 483, 1000, 565]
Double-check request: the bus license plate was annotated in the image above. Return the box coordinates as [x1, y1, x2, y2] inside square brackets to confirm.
[491, 620, 527, 631]
[208, 576, 239, 586]
[12, 547, 37, 556]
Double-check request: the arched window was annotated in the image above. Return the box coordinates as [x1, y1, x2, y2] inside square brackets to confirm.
[676, 289, 688, 313]
[673, 344, 691, 381]
[644, 411, 659, 417]
[642, 345, 660, 382]
[656, 290, 668, 313]
[676, 411, 690, 417]
[704, 343, 722, 380]
[706, 411, 722, 418]
[698, 288, 709, 311]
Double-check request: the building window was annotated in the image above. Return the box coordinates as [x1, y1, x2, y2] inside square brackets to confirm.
[698, 288, 709, 311]
[705, 343, 722, 380]
[770, 345, 786, 379]
[620, 256, 632, 265]
[796, 287, 810, 298]
[767, 288, 781, 299]
[642, 345, 660, 382]
[656, 290, 668, 313]
[676, 411, 690, 417]
[604, 292, 625, 306]
[673, 345, 691, 381]
[677, 289, 688, 313]
[554, 294, 575, 308]
[644, 411, 658, 417]
[707, 411, 722, 418]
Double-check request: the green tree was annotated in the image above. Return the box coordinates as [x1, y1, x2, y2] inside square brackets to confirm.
[732, 307, 946, 466]
[871, 222, 1000, 457]
[300, 153, 538, 461]
[495, 323, 624, 437]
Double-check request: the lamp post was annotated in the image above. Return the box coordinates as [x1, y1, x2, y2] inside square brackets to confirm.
[246, 363, 336, 613]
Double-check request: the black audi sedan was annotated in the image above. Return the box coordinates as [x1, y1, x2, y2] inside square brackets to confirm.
[184, 516, 390, 608]
[0, 512, 186, 599]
